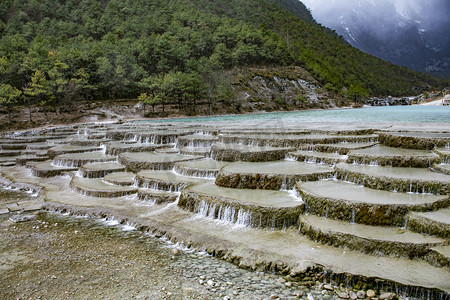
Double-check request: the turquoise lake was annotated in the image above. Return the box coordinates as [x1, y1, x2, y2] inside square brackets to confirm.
[140, 106, 450, 124]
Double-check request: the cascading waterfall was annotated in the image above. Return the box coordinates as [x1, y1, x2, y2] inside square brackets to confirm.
[217, 204, 235, 223]
[194, 201, 252, 227]
[172, 165, 216, 179]
[235, 209, 251, 227]
[52, 158, 76, 168]
[140, 180, 188, 192]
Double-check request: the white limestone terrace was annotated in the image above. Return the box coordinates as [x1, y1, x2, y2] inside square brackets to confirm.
[215, 160, 334, 190]
[335, 162, 450, 194]
[352, 146, 440, 169]
[79, 162, 126, 178]
[118, 152, 204, 172]
[173, 158, 229, 178]
[288, 150, 347, 165]
[0, 119, 449, 298]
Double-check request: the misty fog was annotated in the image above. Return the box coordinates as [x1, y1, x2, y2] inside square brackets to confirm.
[301, 0, 450, 34]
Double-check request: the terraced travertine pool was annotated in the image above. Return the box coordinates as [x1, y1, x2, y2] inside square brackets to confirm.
[0, 111, 449, 299]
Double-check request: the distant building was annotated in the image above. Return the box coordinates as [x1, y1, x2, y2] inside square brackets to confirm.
[443, 95, 450, 106]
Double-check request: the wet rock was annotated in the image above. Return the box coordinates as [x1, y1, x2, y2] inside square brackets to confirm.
[323, 284, 334, 291]
[0, 208, 9, 215]
[9, 214, 37, 223]
[294, 290, 305, 297]
[338, 292, 350, 299]
[367, 290, 376, 297]
[349, 291, 358, 300]
[357, 290, 366, 298]
[170, 248, 180, 256]
[307, 293, 315, 300]
[284, 275, 295, 281]
[379, 292, 396, 300]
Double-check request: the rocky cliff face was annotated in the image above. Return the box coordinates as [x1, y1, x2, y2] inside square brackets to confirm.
[302, 0, 450, 78]
[231, 67, 339, 112]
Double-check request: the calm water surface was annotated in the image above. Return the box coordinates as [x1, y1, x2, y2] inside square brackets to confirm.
[142, 106, 450, 123]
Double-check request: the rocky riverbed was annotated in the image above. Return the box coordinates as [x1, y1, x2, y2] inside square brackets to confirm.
[0, 200, 385, 300]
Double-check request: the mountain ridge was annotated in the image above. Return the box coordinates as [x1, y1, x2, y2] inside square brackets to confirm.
[0, 0, 447, 121]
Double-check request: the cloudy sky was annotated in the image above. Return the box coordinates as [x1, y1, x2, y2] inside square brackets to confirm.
[299, 0, 450, 75]
[301, 0, 450, 32]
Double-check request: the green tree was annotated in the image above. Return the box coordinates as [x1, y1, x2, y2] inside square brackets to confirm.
[0, 83, 22, 124]
[345, 83, 368, 102]
[137, 92, 161, 114]
[23, 69, 50, 122]
[47, 60, 69, 113]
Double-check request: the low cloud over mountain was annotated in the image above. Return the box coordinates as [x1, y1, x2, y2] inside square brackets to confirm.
[302, 0, 450, 78]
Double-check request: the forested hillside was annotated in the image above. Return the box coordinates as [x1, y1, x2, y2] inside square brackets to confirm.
[0, 0, 447, 121]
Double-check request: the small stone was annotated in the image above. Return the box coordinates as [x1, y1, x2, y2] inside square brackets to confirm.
[277, 278, 286, 283]
[283, 275, 293, 282]
[223, 297, 231, 300]
[270, 295, 279, 299]
[338, 292, 350, 299]
[200, 275, 206, 280]
[357, 290, 366, 299]
[324, 284, 334, 291]
[207, 280, 214, 286]
[170, 248, 180, 256]
[307, 293, 315, 300]
[295, 291, 305, 297]
[349, 291, 358, 300]
[226, 281, 233, 286]
[9, 214, 37, 223]
[367, 290, 376, 297]
[285, 281, 292, 287]
[0, 208, 9, 215]
[379, 292, 396, 300]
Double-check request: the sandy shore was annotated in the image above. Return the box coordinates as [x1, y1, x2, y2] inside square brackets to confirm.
[419, 99, 445, 106]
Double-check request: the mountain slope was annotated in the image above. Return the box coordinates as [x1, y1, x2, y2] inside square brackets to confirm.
[0, 0, 447, 116]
